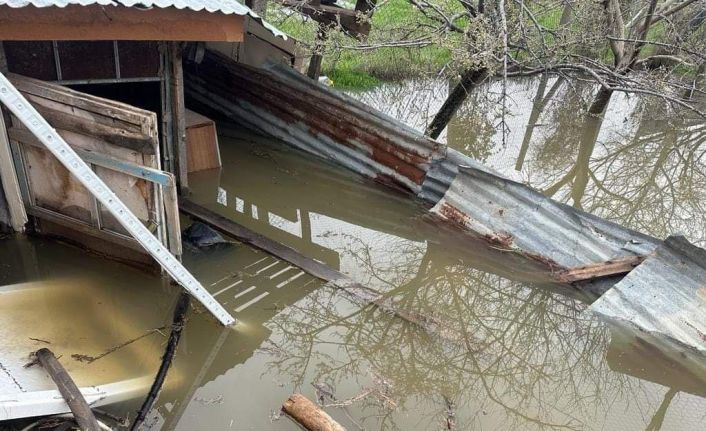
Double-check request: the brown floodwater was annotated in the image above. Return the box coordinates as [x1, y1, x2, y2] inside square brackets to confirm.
[3, 77, 706, 430]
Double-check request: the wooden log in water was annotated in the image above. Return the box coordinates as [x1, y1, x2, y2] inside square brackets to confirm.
[282, 393, 347, 431]
[34, 348, 101, 431]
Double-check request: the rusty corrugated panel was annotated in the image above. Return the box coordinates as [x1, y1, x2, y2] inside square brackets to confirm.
[185, 50, 666, 281]
[0, 0, 287, 39]
[430, 166, 659, 270]
[420, 147, 498, 203]
[184, 50, 447, 195]
[591, 236, 706, 356]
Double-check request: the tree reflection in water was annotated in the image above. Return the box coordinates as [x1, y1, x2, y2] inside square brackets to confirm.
[439, 76, 706, 245]
[163, 89, 706, 429]
[260, 234, 704, 430]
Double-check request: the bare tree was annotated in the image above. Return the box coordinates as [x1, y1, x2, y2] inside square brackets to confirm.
[271, 0, 706, 139]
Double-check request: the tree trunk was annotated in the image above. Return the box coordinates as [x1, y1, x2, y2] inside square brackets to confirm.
[559, 0, 573, 26]
[516, 74, 550, 171]
[588, 87, 614, 115]
[570, 118, 600, 209]
[425, 68, 487, 139]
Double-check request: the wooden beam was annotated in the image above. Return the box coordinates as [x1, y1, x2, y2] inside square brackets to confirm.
[179, 200, 474, 344]
[556, 255, 647, 283]
[276, 0, 371, 38]
[34, 348, 101, 431]
[170, 42, 189, 193]
[0, 110, 27, 231]
[0, 5, 246, 42]
[306, 28, 326, 80]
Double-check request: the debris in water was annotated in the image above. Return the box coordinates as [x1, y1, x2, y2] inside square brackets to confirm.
[282, 393, 346, 431]
[183, 222, 233, 249]
[71, 327, 166, 364]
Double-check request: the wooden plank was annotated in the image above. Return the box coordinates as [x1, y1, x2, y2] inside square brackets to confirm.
[556, 255, 647, 283]
[170, 43, 189, 192]
[180, 200, 475, 344]
[10, 73, 155, 132]
[8, 128, 169, 185]
[34, 348, 101, 431]
[180, 199, 343, 282]
[162, 174, 182, 257]
[28, 103, 156, 154]
[28, 206, 144, 252]
[275, 0, 371, 37]
[0, 5, 246, 42]
[0, 110, 27, 231]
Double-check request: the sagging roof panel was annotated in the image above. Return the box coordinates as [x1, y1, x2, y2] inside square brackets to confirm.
[0, 0, 287, 39]
[430, 166, 660, 270]
[591, 236, 706, 356]
[184, 50, 446, 195]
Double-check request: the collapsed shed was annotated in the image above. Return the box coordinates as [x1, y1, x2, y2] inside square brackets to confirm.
[1, 0, 705, 424]
[0, 0, 295, 419]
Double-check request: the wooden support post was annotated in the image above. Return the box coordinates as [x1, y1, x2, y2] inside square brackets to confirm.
[0, 104, 27, 232]
[160, 42, 176, 179]
[170, 42, 189, 195]
[282, 393, 347, 431]
[307, 28, 326, 80]
[35, 348, 101, 431]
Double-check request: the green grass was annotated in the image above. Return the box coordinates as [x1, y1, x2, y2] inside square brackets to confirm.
[270, 0, 452, 89]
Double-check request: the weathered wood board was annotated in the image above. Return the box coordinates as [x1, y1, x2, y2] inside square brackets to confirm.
[5, 73, 181, 262]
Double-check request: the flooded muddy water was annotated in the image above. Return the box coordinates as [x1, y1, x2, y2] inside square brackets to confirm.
[352, 76, 706, 245]
[3, 76, 706, 430]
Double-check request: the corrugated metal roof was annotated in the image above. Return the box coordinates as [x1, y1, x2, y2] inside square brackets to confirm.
[184, 48, 666, 283]
[184, 51, 445, 195]
[591, 236, 706, 356]
[0, 0, 288, 39]
[430, 166, 660, 270]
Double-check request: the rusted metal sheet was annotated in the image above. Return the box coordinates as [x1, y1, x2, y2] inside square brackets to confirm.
[430, 166, 660, 274]
[184, 49, 664, 283]
[0, 0, 287, 39]
[420, 147, 497, 203]
[591, 236, 706, 357]
[184, 50, 446, 195]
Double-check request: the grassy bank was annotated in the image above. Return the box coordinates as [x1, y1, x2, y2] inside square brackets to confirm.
[271, 1, 704, 91]
[273, 0, 452, 90]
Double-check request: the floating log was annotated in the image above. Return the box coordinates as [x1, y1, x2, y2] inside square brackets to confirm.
[282, 393, 347, 431]
[34, 348, 101, 431]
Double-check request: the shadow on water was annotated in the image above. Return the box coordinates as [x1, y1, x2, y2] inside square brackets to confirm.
[3, 75, 706, 430]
